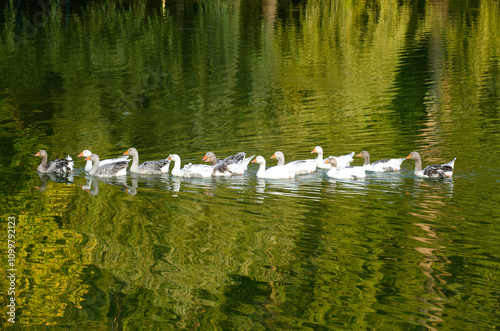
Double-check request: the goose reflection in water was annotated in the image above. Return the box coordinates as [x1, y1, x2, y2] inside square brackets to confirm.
[170, 176, 181, 193]
[410, 185, 454, 327]
[79, 177, 137, 196]
[35, 172, 74, 192]
[411, 177, 454, 199]
[255, 178, 301, 200]
[79, 179, 99, 196]
[326, 177, 368, 195]
[123, 177, 140, 196]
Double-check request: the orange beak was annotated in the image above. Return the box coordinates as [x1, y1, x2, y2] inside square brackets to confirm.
[251, 158, 257, 163]
[270, 153, 276, 159]
[356, 152, 362, 157]
[324, 159, 330, 164]
[311, 148, 317, 153]
[166, 156, 172, 162]
[78, 152, 84, 157]
[35, 152, 40, 157]
[405, 154, 412, 160]
[85, 156, 91, 161]
[123, 150, 129, 156]
[202, 154, 208, 162]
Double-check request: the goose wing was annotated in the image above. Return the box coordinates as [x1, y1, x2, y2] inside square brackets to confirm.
[95, 160, 129, 177]
[46, 157, 74, 173]
[138, 159, 170, 174]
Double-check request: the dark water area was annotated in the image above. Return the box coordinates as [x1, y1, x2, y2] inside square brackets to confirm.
[1, 0, 500, 329]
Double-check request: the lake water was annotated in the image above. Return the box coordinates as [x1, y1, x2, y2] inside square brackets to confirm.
[1, 0, 500, 329]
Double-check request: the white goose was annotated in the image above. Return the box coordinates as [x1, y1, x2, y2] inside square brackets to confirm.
[311, 146, 331, 169]
[123, 148, 170, 175]
[251, 156, 295, 179]
[202, 152, 254, 176]
[85, 154, 129, 177]
[271, 151, 316, 175]
[78, 150, 129, 172]
[325, 157, 366, 179]
[405, 152, 456, 178]
[356, 150, 406, 172]
[312, 147, 355, 169]
[35, 150, 73, 173]
[167, 154, 214, 178]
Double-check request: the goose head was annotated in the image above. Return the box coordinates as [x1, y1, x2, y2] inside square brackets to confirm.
[166, 154, 181, 163]
[325, 157, 338, 168]
[270, 151, 285, 165]
[405, 151, 421, 160]
[251, 156, 266, 165]
[202, 152, 217, 165]
[312, 146, 322, 154]
[78, 150, 92, 158]
[34, 150, 47, 158]
[85, 154, 100, 163]
[356, 151, 369, 158]
[124, 148, 139, 157]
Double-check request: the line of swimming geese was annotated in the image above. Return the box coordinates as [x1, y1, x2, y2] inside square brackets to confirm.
[35, 146, 457, 180]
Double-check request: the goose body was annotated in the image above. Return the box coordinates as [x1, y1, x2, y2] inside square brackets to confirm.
[252, 155, 295, 179]
[271, 151, 316, 175]
[356, 151, 405, 172]
[406, 152, 456, 178]
[85, 154, 129, 177]
[35, 150, 73, 173]
[78, 150, 129, 172]
[167, 154, 214, 178]
[202, 152, 255, 176]
[124, 148, 170, 175]
[312, 147, 354, 169]
[325, 157, 365, 179]
[331, 152, 355, 168]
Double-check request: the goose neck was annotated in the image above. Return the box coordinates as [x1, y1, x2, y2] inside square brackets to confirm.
[276, 154, 285, 166]
[413, 154, 422, 173]
[172, 157, 181, 172]
[38, 153, 48, 171]
[130, 151, 139, 172]
[315, 150, 323, 164]
[257, 162, 266, 176]
[363, 154, 370, 166]
[89, 158, 100, 175]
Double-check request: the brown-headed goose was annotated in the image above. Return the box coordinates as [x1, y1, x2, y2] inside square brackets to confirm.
[35, 150, 73, 173]
[123, 148, 170, 175]
[85, 154, 129, 177]
[202, 152, 254, 175]
[356, 150, 406, 172]
[405, 152, 456, 178]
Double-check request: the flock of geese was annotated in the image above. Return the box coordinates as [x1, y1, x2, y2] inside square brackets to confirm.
[34, 147, 457, 180]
